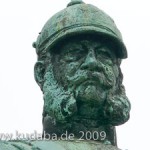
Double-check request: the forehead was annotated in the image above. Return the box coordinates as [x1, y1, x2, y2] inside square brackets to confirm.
[51, 34, 118, 56]
[62, 39, 102, 49]
[60, 35, 107, 48]
[59, 35, 117, 55]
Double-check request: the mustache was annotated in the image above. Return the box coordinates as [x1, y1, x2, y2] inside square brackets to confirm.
[67, 69, 115, 89]
[67, 70, 103, 87]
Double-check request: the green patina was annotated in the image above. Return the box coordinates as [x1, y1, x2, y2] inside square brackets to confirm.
[33, 0, 131, 147]
[1, 0, 131, 149]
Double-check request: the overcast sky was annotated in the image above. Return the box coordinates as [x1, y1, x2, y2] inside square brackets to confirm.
[0, 0, 150, 149]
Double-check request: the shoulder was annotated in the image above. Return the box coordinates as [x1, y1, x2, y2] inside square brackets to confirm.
[0, 140, 121, 150]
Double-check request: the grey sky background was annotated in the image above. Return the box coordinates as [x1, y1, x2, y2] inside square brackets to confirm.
[0, 0, 150, 149]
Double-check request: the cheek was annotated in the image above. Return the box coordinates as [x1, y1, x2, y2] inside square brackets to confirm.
[54, 59, 81, 85]
[102, 64, 117, 86]
[103, 64, 115, 76]
[60, 61, 81, 78]
[113, 65, 119, 78]
[66, 62, 80, 76]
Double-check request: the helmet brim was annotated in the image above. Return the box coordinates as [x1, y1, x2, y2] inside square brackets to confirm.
[43, 25, 127, 59]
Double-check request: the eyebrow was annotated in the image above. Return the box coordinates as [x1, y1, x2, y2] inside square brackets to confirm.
[80, 40, 95, 50]
[95, 45, 115, 57]
[81, 41, 104, 51]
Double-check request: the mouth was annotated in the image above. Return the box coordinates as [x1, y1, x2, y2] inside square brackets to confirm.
[74, 72, 104, 88]
[67, 70, 114, 91]
[77, 79, 100, 87]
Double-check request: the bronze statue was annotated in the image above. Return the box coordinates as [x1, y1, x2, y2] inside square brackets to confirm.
[0, 0, 130, 149]
[33, 0, 131, 147]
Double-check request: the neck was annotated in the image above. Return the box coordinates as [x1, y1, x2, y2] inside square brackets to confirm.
[42, 115, 117, 146]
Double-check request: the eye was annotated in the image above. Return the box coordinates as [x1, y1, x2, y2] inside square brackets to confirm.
[95, 47, 112, 59]
[63, 48, 86, 62]
[95, 46, 116, 66]
[64, 49, 82, 55]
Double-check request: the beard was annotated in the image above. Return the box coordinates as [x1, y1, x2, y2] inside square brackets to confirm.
[42, 64, 77, 122]
[68, 68, 116, 99]
[65, 67, 116, 119]
[42, 63, 130, 126]
[76, 83, 106, 104]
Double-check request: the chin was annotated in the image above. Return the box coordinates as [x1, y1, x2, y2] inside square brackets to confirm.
[75, 83, 106, 105]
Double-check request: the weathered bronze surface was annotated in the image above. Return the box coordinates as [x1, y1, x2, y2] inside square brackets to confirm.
[0, 140, 121, 150]
[1, 0, 130, 149]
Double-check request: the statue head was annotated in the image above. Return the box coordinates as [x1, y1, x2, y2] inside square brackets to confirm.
[33, 0, 130, 145]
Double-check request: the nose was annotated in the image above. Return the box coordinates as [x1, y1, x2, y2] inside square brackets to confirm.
[80, 50, 98, 71]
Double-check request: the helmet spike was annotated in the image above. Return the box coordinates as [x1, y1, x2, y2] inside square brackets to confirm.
[67, 0, 84, 7]
[71, 0, 82, 2]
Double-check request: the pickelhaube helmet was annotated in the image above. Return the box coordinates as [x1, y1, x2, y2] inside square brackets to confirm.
[33, 0, 127, 59]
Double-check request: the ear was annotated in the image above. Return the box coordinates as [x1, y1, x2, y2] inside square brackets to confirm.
[34, 61, 45, 89]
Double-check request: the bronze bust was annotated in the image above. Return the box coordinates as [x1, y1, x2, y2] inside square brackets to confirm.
[0, 0, 131, 149]
[33, 0, 131, 147]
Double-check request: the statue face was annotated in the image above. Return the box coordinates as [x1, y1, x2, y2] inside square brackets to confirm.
[51, 36, 119, 119]
[34, 35, 130, 126]
[33, 1, 130, 140]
